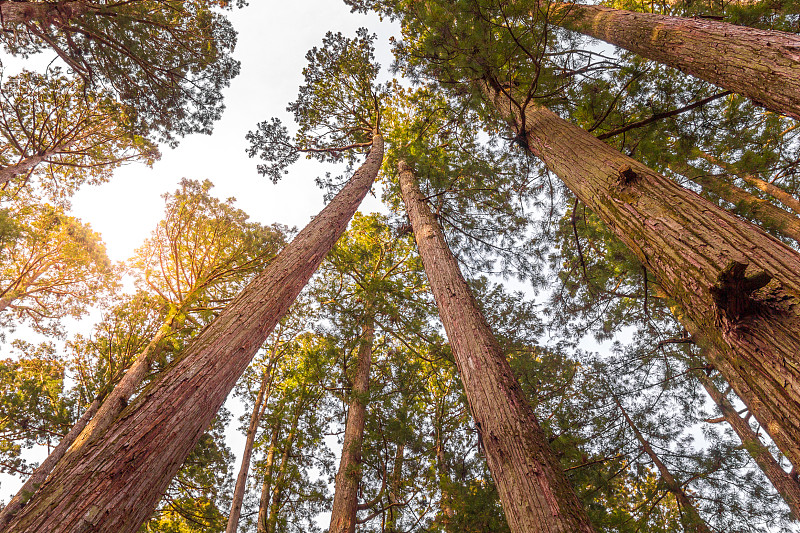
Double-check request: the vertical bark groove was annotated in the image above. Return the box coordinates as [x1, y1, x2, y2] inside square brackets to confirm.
[4, 136, 384, 533]
[485, 84, 800, 470]
[398, 160, 595, 533]
[548, 2, 800, 119]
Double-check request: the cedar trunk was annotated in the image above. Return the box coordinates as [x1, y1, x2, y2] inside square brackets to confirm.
[0, 395, 102, 530]
[696, 370, 800, 519]
[256, 424, 281, 533]
[612, 393, 711, 533]
[485, 84, 800, 469]
[4, 136, 384, 533]
[329, 316, 376, 533]
[548, 2, 800, 119]
[226, 369, 272, 533]
[670, 161, 800, 244]
[398, 160, 596, 533]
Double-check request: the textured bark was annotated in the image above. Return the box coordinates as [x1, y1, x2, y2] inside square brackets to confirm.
[0, 395, 102, 530]
[0, 0, 91, 25]
[398, 160, 596, 533]
[226, 369, 272, 533]
[670, 161, 800, 244]
[4, 135, 384, 533]
[698, 151, 800, 216]
[264, 404, 302, 533]
[486, 83, 800, 469]
[548, 2, 800, 119]
[612, 393, 711, 533]
[329, 317, 376, 533]
[696, 370, 800, 519]
[256, 424, 281, 533]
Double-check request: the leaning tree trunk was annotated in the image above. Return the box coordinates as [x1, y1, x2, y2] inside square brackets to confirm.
[669, 161, 800, 244]
[226, 368, 273, 533]
[485, 83, 800, 470]
[256, 423, 281, 533]
[612, 392, 712, 533]
[0, 395, 103, 530]
[697, 150, 800, 216]
[329, 314, 376, 533]
[695, 369, 800, 519]
[545, 2, 800, 119]
[398, 160, 596, 533]
[3, 135, 384, 533]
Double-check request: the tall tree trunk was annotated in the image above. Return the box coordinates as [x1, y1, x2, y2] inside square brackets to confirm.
[611, 393, 712, 533]
[669, 161, 800, 243]
[226, 368, 273, 533]
[329, 315, 376, 533]
[256, 423, 281, 533]
[485, 83, 800, 470]
[386, 442, 405, 533]
[4, 135, 384, 533]
[264, 402, 302, 533]
[398, 160, 596, 533]
[697, 150, 800, 215]
[695, 370, 800, 519]
[0, 395, 102, 530]
[0, 1, 91, 24]
[547, 2, 800, 119]
[434, 401, 454, 523]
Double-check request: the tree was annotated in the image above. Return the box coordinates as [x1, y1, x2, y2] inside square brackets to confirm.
[543, 0, 800, 119]
[0, 68, 158, 198]
[0, 196, 115, 336]
[372, 0, 800, 474]
[0, 0, 243, 144]
[398, 160, 595, 533]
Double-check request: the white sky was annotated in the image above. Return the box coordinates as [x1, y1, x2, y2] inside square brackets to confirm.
[71, 1, 398, 263]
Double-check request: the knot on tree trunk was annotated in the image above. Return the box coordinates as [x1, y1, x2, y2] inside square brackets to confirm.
[710, 260, 771, 323]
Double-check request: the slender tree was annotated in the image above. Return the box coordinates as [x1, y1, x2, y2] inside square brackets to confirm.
[398, 159, 595, 533]
[2, 132, 383, 532]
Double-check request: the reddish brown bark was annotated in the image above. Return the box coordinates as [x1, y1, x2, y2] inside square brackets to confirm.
[256, 423, 281, 533]
[4, 135, 384, 533]
[226, 369, 272, 533]
[612, 392, 711, 533]
[670, 161, 800, 244]
[329, 316, 376, 533]
[548, 2, 800, 119]
[696, 370, 800, 519]
[398, 160, 596, 533]
[485, 84, 800, 470]
[0, 395, 102, 530]
[0, 0, 91, 25]
[697, 151, 800, 216]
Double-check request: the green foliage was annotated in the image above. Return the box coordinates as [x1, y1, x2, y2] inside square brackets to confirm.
[1, 0, 243, 144]
[0, 68, 159, 200]
[246, 28, 387, 184]
[0, 196, 116, 336]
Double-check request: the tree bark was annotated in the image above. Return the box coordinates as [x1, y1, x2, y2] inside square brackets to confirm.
[670, 160, 800, 244]
[256, 423, 281, 533]
[485, 83, 800, 470]
[612, 392, 712, 533]
[385, 442, 405, 533]
[0, 1, 91, 25]
[697, 150, 800, 216]
[398, 160, 596, 533]
[4, 135, 384, 533]
[696, 370, 800, 519]
[329, 315, 376, 533]
[264, 402, 302, 533]
[547, 2, 800, 119]
[0, 395, 102, 530]
[225, 369, 273, 533]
